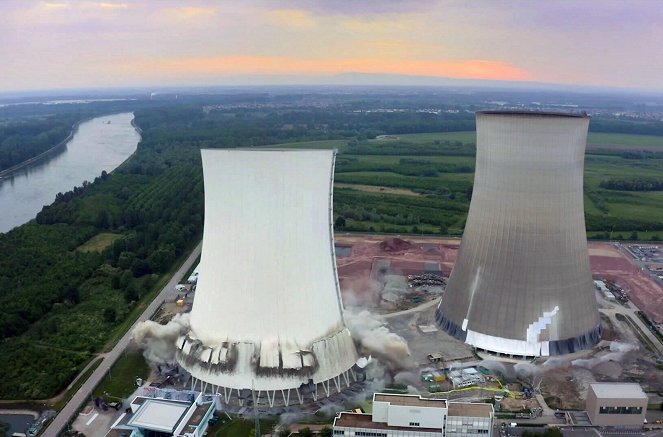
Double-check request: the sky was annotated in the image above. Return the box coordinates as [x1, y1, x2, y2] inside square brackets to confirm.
[2, 0, 663, 93]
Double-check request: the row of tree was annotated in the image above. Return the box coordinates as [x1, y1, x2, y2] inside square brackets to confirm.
[600, 177, 663, 191]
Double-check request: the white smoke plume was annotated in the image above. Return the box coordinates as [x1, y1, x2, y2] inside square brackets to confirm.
[341, 278, 381, 309]
[477, 360, 511, 378]
[344, 309, 414, 370]
[479, 356, 569, 390]
[132, 313, 190, 364]
[571, 341, 636, 370]
[393, 370, 420, 388]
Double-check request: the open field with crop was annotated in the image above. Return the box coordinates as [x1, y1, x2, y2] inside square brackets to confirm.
[274, 131, 663, 238]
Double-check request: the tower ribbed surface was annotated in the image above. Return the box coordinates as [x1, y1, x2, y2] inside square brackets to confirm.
[436, 112, 601, 357]
[177, 149, 357, 392]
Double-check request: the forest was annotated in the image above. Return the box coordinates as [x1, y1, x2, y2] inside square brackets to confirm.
[0, 114, 80, 171]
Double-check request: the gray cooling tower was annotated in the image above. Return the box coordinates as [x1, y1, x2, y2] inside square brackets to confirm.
[436, 111, 601, 357]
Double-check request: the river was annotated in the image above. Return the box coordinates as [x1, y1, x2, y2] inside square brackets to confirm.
[0, 112, 140, 233]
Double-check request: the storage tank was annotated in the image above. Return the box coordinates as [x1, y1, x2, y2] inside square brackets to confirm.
[436, 111, 601, 357]
[177, 149, 358, 406]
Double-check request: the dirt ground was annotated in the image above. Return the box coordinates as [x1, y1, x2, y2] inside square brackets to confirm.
[336, 236, 663, 323]
[500, 397, 541, 412]
[336, 236, 457, 311]
[336, 235, 663, 407]
[589, 243, 663, 323]
[334, 183, 422, 197]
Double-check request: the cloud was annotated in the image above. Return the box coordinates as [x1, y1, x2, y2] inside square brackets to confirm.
[268, 0, 432, 17]
[340, 16, 417, 33]
[267, 9, 316, 28]
[165, 6, 217, 19]
[41, 1, 69, 11]
[97, 2, 128, 10]
[3, 0, 663, 91]
[128, 55, 529, 82]
[366, 40, 446, 57]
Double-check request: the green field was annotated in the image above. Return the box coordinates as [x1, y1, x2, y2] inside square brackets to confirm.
[270, 139, 347, 149]
[273, 131, 663, 238]
[209, 418, 278, 437]
[378, 131, 663, 149]
[75, 232, 122, 253]
[93, 349, 150, 400]
[588, 132, 663, 149]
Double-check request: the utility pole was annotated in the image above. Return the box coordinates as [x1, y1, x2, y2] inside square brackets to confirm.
[252, 380, 260, 437]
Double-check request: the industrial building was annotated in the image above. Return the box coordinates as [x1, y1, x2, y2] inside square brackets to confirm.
[436, 111, 601, 357]
[586, 383, 648, 427]
[176, 149, 358, 406]
[448, 368, 484, 389]
[106, 389, 215, 437]
[333, 393, 494, 436]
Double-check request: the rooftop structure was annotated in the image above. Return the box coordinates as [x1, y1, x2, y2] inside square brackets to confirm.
[334, 393, 493, 436]
[589, 382, 647, 398]
[107, 390, 215, 437]
[448, 367, 485, 389]
[127, 398, 189, 433]
[436, 111, 601, 357]
[176, 149, 358, 406]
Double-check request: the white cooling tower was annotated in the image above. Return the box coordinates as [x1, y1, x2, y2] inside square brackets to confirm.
[177, 149, 358, 405]
[436, 111, 601, 358]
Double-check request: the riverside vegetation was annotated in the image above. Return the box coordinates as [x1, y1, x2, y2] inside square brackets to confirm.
[0, 98, 662, 399]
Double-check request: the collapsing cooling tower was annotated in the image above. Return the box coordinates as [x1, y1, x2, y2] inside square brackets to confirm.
[436, 111, 601, 357]
[176, 149, 358, 406]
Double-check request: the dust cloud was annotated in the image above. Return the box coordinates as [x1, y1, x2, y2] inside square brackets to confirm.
[132, 313, 190, 364]
[344, 309, 414, 370]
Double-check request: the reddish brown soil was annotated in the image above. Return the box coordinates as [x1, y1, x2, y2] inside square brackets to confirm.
[336, 236, 663, 323]
[379, 237, 414, 252]
[589, 243, 663, 323]
[336, 236, 458, 307]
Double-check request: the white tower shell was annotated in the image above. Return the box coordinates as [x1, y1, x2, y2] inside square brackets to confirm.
[436, 112, 601, 357]
[177, 149, 358, 395]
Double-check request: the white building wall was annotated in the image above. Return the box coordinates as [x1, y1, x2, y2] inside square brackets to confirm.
[372, 401, 389, 423]
[333, 427, 443, 437]
[445, 415, 492, 436]
[386, 405, 446, 429]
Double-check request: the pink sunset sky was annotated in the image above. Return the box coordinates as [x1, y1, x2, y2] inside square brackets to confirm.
[2, 0, 662, 92]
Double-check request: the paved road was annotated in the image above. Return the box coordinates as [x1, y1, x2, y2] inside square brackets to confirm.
[43, 242, 202, 437]
[599, 304, 663, 356]
[382, 296, 441, 319]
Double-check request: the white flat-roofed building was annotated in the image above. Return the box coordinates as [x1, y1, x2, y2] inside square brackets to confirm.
[448, 368, 485, 389]
[107, 390, 215, 437]
[177, 149, 358, 406]
[127, 398, 189, 433]
[586, 383, 647, 427]
[333, 393, 493, 436]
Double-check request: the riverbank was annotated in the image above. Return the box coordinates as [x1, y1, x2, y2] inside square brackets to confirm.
[0, 112, 130, 179]
[115, 114, 141, 172]
[0, 112, 141, 233]
[0, 120, 84, 178]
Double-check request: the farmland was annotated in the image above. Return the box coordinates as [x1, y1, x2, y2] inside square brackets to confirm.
[274, 131, 663, 238]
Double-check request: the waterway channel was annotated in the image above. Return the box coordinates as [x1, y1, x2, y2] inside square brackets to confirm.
[0, 112, 140, 233]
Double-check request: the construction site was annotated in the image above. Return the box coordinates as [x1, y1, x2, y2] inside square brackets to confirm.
[335, 235, 663, 424]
